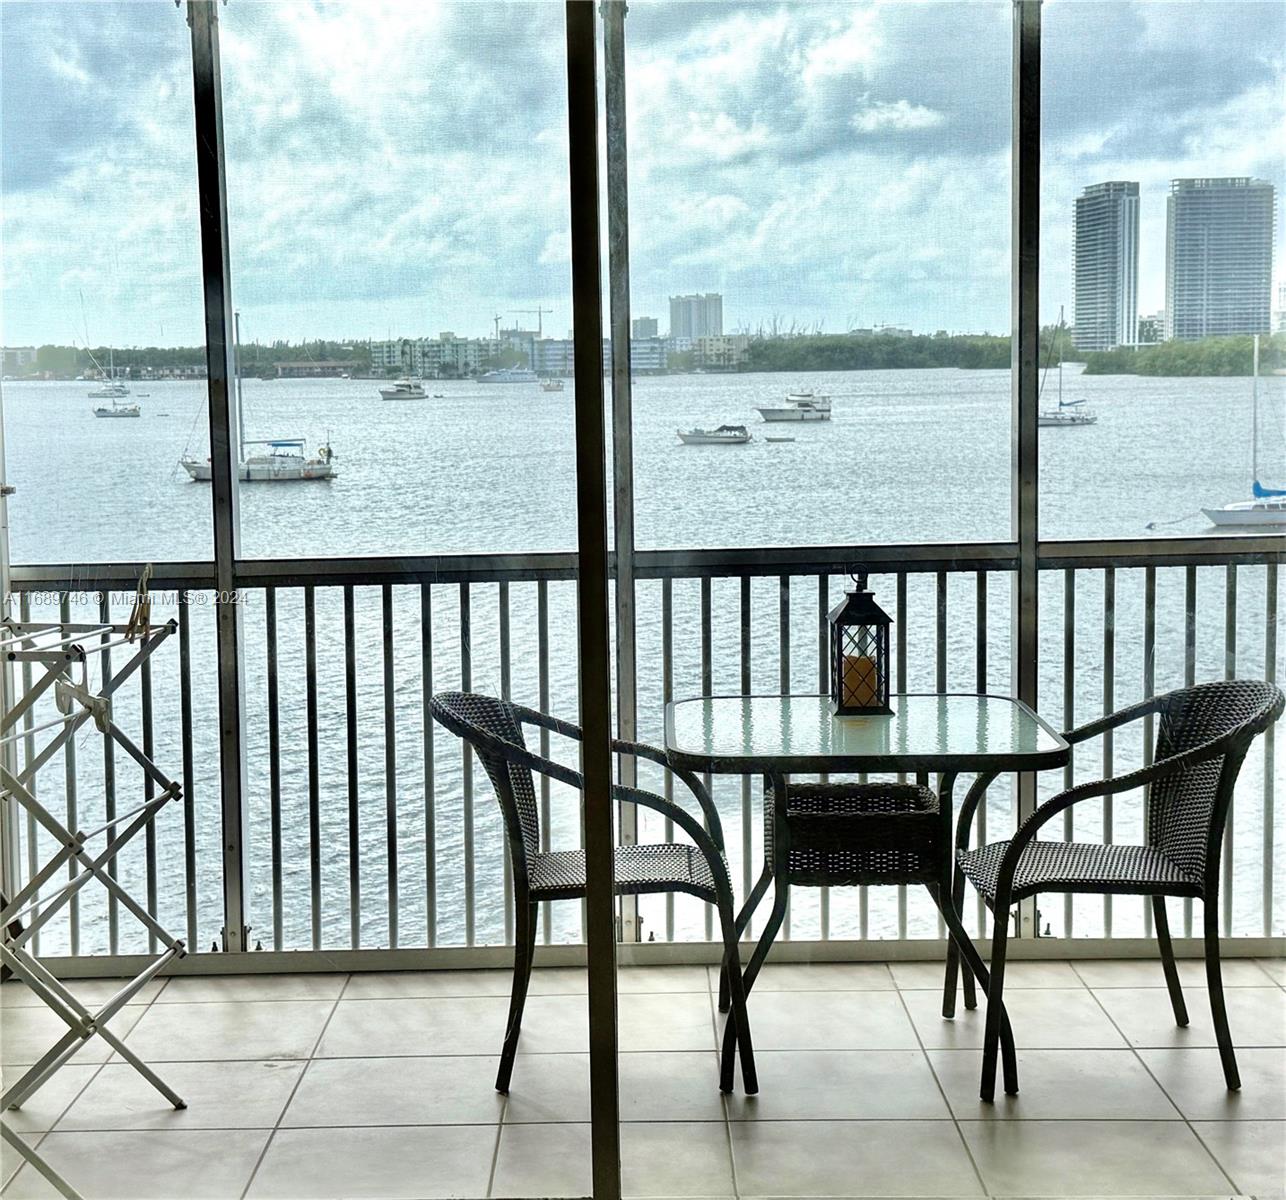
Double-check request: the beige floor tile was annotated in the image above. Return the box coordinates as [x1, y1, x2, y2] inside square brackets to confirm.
[731, 961, 897, 991]
[1255, 958, 1286, 986]
[0, 1066, 99, 1133]
[1, 1006, 144, 1067]
[619, 992, 715, 1052]
[728, 1119, 983, 1197]
[491, 1122, 591, 1197]
[903, 988, 1126, 1050]
[2, 1129, 270, 1199]
[959, 1119, 1233, 1196]
[156, 973, 345, 1003]
[281, 1055, 504, 1126]
[0, 979, 164, 1010]
[1140, 1048, 1286, 1120]
[736, 990, 918, 1051]
[56, 1060, 304, 1130]
[1192, 1120, 1286, 1197]
[339, 966, 585, 999]
[928, 1048, 1178, 1120]
[618, 966, 712, 993]
[1, 1130, 34, 1189]
[120, 999, 333, 1062]
[725, 1050, 949, 1121]
[246, 1125, 496, 1199]
[891, 959, 1080, 990]
[1074, 958, 1276, 988]
[316, 993, 585, 1058]
[1093, 987, 1286, 1048]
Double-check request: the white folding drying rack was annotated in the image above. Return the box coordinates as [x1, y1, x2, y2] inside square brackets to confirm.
[0, 617, 188, 1200]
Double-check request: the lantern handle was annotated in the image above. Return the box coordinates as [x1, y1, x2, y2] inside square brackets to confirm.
[848, 566, 869, 591]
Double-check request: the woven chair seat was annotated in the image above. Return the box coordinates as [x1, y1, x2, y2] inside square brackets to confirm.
[958, 839, 1203, 903]
[529, 843, 719, 902]
[765, 781, 943, 887]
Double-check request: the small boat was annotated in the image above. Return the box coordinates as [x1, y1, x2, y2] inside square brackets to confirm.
[1203, 336, 1286, 528]
[676, 424, 751, 445]
[181, 439, 337, 482]
[758, 392, 831, 422]
[88, 380, 131, 400]
[92, 396, 140, 418]
[379, 378, 427, 400]
[1039, 308, 1097, 428]
[541, 378, 565, 392]
[766, 436, 796, 443]
[87, 347, 131, 399]
[479, 366, 538, 383]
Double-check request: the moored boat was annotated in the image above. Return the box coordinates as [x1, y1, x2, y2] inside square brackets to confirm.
[541, 378, 565, 392]
[676, 424, 751, 445]
[181, 439, 337, 482]
[92, 396, 140, 418]
[479, 366, 538, 383]
[379, 378, 427, 400]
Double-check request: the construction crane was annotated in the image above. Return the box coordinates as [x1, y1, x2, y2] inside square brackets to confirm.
[492, 314, 503, 340]
[509, 307, 553, 339]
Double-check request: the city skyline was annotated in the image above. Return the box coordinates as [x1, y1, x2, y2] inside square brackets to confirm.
[2, 2, 1283, 349]
[1072, 181, 1139, 352]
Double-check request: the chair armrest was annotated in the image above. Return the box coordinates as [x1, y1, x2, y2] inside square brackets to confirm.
[1061, 695, 1165, 746]
[611, 782, 732, 897]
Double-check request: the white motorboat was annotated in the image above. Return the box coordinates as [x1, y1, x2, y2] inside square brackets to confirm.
[479, 366, 538, 383]
[541, 378, 565, 392]
[93, 396, 140, 418]
[182, 439, 337, 482]
[676, 424, 751, 445]
[1202, 336, 1286, 527]
[379, 378, 427, 400]
[1039, 308, 1096, 427]
[182, 313, 337, 483]
[758, 392, 831, 422]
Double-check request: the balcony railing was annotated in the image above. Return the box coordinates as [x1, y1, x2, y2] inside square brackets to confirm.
[6, 534, 1280, 972]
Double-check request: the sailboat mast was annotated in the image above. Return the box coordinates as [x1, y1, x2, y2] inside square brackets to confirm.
[234, 311, 246, 460]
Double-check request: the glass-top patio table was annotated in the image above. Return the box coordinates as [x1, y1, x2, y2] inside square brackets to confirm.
[664, 692, 1070, 1090]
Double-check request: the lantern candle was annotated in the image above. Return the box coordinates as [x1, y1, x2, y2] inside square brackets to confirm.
[841, 654, 880, 707]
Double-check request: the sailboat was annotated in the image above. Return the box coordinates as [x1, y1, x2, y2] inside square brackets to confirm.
[1039, 308, 1095, 428]
[181, 313, 337, 483]
[1202, 336, 1286, 527]
[89, 348, 138, 414]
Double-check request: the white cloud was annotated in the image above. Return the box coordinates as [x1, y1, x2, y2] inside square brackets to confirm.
[851, 99, 945, 135]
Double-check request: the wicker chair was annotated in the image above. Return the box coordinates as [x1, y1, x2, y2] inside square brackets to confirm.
[429, 691, 757, 1096]
[944, 679, 1284, 1102]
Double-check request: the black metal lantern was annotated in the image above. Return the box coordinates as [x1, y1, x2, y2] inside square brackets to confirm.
[828, 571, 893, 716]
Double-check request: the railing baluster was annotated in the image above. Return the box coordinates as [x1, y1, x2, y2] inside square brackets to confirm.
[179, 591, 197, 948]
[343, 586, 360, 948]
[538, 580, 552, 943]
[1063, 569, 1075, 938]
[1184, 564, 1197, 936]
[266, 587, 283, 951]
[662, 578, 675, 941]
[19, 593, 38, 955]
[935, 570, 947, 938]
[1103, 567, 1115, 936]
[499, 581, 513, 944]
[817, 573, 829, 941]
[777, 575, 791, 939]
[304, 585, 321, 950]
[1263, 562, 1277, 938]
[1142, 567, 1156, 937]
[1222, 564, 1237, 936]
[975, 572, 989, 935]
[894, 573, 908, 940]
[99, 591, 117, 955]
[740, 577, 752, 905]
[59, 592, 79, 956]
[142, 626, 157, 955]
[382, 584, 398, 948]
[460, 581, 474, 946]
[421, 584, 436, 947]
[702, 576, 714, 941]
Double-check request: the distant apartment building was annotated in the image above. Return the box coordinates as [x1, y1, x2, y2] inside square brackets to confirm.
[533, 338, 575, 376]
[669, 293, 723, 339]
[694, 334, 750, 370]
[632, 316, 658, 339]
[371, 334, 501, 377]
[1072, 182, 1139, 352]
[2, 346, 37, 374]
[1275, 283, 1286, 334]
[1137, 311, 1164, 345]
[1165, 178, 1275, 341]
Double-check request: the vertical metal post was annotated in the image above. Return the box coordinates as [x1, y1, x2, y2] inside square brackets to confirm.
[188, 0, 247, 953]
[603, 0, 639, 944]
[1263, 562, 1277, 937]
[1011, 0, 1041, 940]
[1102, 567, 1115, 936]
[1222, 564, 1236, 935]
[0, 381, 18, 914]
[566, 3, 620, 1192]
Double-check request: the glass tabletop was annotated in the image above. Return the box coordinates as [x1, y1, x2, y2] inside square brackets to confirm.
[665, 693, 1069, 774]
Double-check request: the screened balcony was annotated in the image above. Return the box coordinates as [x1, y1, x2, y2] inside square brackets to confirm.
[1, 2, 1283, 1199]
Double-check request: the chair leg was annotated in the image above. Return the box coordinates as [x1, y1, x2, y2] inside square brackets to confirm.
[720, 873, 787, 1092]
[1152, 895, 1189, 1027]
[942, 865, 977, 1017]
[1204, 893, 1240, 1091]
[931, 883, 1017, 1098]
[719, 862, 772, 1013]
[979, 903, 1014, 1103]
[495, 899, 537, 1095]
[715, 893, 758, 1095]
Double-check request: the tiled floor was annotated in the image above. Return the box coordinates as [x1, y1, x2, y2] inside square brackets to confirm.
[1, 958, 1284, 1199]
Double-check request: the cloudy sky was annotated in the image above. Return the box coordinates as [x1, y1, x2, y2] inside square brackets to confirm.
[2, 0, 1283, 349]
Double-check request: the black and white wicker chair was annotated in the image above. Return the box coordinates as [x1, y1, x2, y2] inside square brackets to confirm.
[429, 690, 757, 1096]
[945, 679, 1283, 1102]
